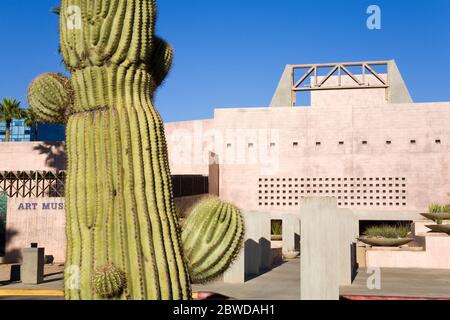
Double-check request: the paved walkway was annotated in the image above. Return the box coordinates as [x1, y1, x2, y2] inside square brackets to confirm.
[340, 268, 450, 299]
[1, 259, 449, 300]
[194, 259, 450, 300]
[193, 260, 301, 300]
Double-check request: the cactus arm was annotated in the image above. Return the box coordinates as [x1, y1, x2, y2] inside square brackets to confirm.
[182, 197, 245, 284]
[149, 36, 174, 91]
[27, 73, 73, 124]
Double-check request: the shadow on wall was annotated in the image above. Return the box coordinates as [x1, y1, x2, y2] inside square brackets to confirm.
[33, 142, 67, 171]
[0, 193, 7, 257]
[2, 228, 22, 263]
[244, 237, 273, 282]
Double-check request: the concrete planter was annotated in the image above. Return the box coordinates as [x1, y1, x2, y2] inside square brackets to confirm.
[426, 224, 450, 235]
[358, 237, 412, 247]
[283, 251, 300, 259]
[421, 212, 450, 221]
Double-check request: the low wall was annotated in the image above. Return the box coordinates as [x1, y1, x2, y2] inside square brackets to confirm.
[365, 221, 450, 269]
[5, 198, 66, 263]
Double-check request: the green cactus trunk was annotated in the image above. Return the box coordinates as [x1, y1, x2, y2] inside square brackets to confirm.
[29, 0, 243, 300]
[64, 66, 190, 300]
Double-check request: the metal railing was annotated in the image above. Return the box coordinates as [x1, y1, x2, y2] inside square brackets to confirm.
[0, 171, 208, 198]
[290, 60, 390, 106]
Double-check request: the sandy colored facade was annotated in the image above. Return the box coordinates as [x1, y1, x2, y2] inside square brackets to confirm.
[165, 61, 450, 217]
[1, 60, 450, 218]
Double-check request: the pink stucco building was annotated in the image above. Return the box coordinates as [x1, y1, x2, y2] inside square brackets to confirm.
[1, 60, 449, 221]
[165, 60, 450, 219]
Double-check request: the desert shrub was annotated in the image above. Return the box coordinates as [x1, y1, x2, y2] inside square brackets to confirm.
[271, 220, 282, 236]
[429, 204, 443, 213]
[0, 192, 6, 228]
[364, 224, 410, 239]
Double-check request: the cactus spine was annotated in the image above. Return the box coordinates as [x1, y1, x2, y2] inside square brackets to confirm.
[29, 0, 191, 300]
[92, 264, 127, 298]
[182, 197, 245, 284]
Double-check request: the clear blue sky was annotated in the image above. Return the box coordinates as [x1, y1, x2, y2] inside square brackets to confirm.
[1, 0, 449, 122]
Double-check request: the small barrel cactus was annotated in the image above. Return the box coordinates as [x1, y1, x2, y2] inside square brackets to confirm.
[27, 73, 73, 124]
[92, 264, 127, 298]
[182, 197, 245, 284]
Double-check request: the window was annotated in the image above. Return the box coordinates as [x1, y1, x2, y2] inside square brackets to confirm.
[435, 139, 441, 144]
[316, 142, 321, 146]
[386, 141, 392, 145]
[410, 140, 416, 144]
[362, 141, 368, 145]
[339, 141, 344, 145]
[293, 142, 299, 147]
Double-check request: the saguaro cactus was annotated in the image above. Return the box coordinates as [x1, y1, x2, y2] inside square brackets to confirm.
[28, 0, 190, 300]
[29, 0, 245, 300]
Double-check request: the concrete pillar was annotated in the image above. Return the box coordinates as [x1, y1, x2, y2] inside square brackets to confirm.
[223, 248, 245, 283]
[256, 213, 272, 271]
[300, 197, 356, 300]
[21, 247, 45, 285]
[208, 152, 220, 196]
[223, 212, 271, 283]
[281, 214, 301, 254]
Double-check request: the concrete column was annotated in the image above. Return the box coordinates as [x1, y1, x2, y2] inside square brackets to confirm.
[21, 247, 45, 285]
[223, 212, 271, 283]
[281, 214, 301, 254]
[255, 213, 272, 271]
[300, 197, 356, 300]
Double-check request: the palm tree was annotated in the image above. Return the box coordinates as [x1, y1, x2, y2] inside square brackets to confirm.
[0, 98, 24, 142]
[23, 108, 39, 141]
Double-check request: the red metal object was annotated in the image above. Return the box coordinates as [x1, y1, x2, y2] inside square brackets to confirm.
[193, 292, 235, 300]
[341, 295, 450, 301]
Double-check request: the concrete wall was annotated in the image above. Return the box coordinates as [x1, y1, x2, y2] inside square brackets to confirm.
[0, 142, 66, 171]
[3, 102, 450, 220]
[165, 119, 215, 176]
[310, 74, 389, 107]
[4, 198, 66, 263]
[162, 101, 450, 218]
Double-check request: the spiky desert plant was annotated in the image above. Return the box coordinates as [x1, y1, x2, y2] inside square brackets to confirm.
[364, 224, 410, 239]
[91, 264, 127, 298]
[28, 0, 190, 300]
[423, 203, 450, 224]
[182, 197, 245, 284]
[429, 204, 443, 214]
[28, 73, 73, 124]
